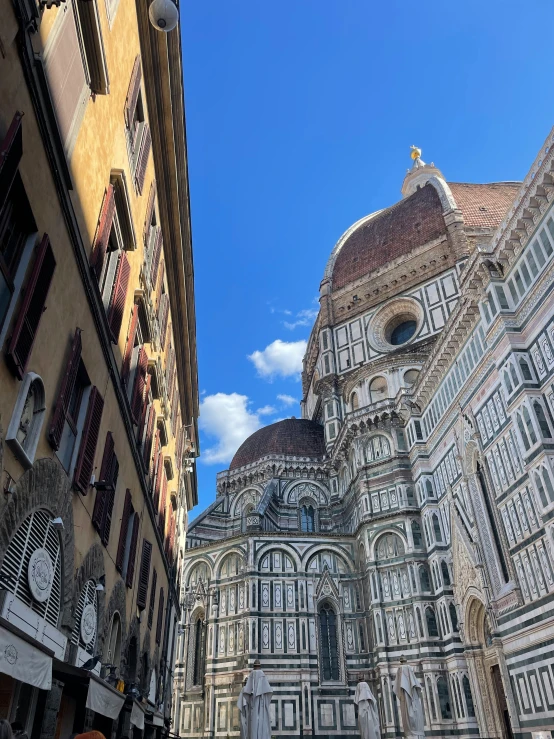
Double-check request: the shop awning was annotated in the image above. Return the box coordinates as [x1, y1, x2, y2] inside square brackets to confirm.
[130, 700, 145, 730]
[0, 624, 52, 690]
[86, 675, 125, 719]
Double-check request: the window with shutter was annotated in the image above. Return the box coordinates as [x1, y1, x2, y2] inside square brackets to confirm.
[125, 56, 142, 129]
[121, 303, 138, 383]
[147, 569, 157, 628]
[158, 293, 169, 350]
[1, 113, 37, 333]
[135, 124, 151, 195]
[0, 112, 23, 213]
[168, 512, 176, 564]
[74, 0, 109, 95]
[106, 250, 130, 342]
[149, 227, 162, 291]
[143, 180, 156, 245]
[142, 405, 155, 471]
[116, 488, 132, 572]
[149, 428, 160, 483]
[6, 234, 56, 378]
[158, 470, 167, 539]
[125, 512, 140, 588]
[90, 185, 115, 281]
[49, 327, 82, 446]
[156, 587, 164, 645]
[153, 447, 164, 509]
[136, 539, 152, 610]
[137, 372, 152, 446]
[92, 431, 119, 545]
[74, 386, 104, 494]
[131, 346, 148, 423]
[175, 425, 184, 471]
[170, 385, 179, 437]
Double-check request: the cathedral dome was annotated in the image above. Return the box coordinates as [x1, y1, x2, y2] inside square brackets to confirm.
[330, 183, 447, 291]
[229, 418, 325, 470]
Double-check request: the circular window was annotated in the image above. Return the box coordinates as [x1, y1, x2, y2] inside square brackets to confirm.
[403, 369, 420, 387]
[367, 298, 423, 353]
[390, 321, 416, 345]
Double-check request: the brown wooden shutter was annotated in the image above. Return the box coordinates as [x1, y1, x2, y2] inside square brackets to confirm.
[158, 294, 169, 350]
[131, 346, 148, 423]
[125, 56, 142, 128]
[135, 124, 151, 195]
[90, 185, 115, 281]
[155, 261, 165, 310]
[48, 328, 82, 449]
[142, 405, 155, 470]
[116, 488, 132, 572]
[144, 180, 156, 244]
[138, 373, 152, 444]
[7, 234, 56, 379]
[136, 539, 152, 610]
[155, 587, 164, 645]
[121, 303, 138, 383]
[150, 229, 163, 290]
[107, 250, 131, 342]
[149, 428, 160, 483]
[153, 448, 164, 509]
[74, 386, 104, 494]
[175, 425, 183, 471]
[148, 568, 157, 628]
[170, 385, 178, 437]
[125, 513, 140, 588]
[92, 432, 119, 545]
[158, 470, 167, 539]
[168, 512, 176, 564]
[0, 111, 23, 213]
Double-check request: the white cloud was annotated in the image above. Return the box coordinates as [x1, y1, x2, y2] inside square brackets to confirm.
[199, 393, 263, 465]
[283, 308, 318, 331]
[257, 405, 276, 416]
[248, 339, 307, 379]
[277, 394, 298, 407]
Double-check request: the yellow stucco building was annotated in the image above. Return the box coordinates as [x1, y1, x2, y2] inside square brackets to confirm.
[0, 0, 198, 732]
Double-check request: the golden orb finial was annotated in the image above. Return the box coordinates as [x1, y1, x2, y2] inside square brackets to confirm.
[410, 145, 422, 161]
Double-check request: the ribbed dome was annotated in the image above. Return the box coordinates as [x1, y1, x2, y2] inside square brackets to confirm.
[331, 183, 446, 290]
[229, 418, 325, 471]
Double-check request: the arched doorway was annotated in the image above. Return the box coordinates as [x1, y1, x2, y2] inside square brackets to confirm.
[465, 598, 514, 739]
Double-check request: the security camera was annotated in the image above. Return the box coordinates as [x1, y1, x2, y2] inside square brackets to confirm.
[148, 0, 178, 32]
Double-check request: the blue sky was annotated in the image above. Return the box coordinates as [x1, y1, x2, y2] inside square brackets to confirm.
[180, 0, 554, 513]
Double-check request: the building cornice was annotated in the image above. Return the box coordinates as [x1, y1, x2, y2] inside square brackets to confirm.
[136, 6, 200, 508]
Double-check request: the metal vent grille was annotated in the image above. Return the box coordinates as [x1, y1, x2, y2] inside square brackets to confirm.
[0, 509, 62, 628]
[71, 579, 98, 653]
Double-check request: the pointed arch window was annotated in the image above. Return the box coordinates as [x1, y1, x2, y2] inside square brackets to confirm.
[522, 406, 538, 445]
[318, 603, 340, 681]
[411, 521, 422, 547]
[192, 613, 206, 686]
[419, 565, 431, 593]
[449, 603, 458, 632]
[517, 413, 530, 451]
[437, 676, 452, 719]
[441, 560, 451, 586]
[425, 606, 439, 637]
[462, 675, 475, 717]
[426, 677, 437, 720]
[300, 504, 315, 532]
[503, 370, 513, 395]
[533, 401, 552, 438]
[519, 357, 532, 381]
[351, 391, 359, 410]
[432, 513, 442, 542]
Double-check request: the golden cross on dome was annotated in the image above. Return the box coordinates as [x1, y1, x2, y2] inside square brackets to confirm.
[410, 145, 422, 161]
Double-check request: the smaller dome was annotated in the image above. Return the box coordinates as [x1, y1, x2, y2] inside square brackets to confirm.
[229, 418, 325, 471]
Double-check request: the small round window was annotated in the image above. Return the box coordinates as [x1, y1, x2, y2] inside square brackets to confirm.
[390, 320, 416, 345]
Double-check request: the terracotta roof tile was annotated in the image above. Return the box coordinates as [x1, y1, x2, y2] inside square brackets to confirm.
[229, 418, 325, 470]
[448, 182, 520, 229]
[332, 184, 446, 291]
